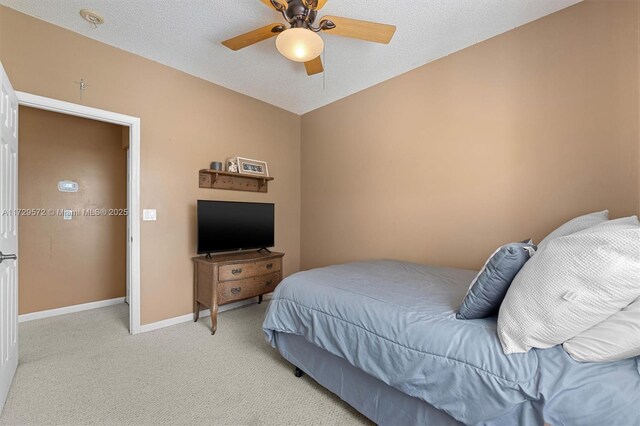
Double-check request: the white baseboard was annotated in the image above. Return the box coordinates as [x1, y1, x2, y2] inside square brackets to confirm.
[19, 297, 126, 323]
[139, 295, 272, 334]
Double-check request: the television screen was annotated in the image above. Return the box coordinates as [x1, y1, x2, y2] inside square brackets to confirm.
[197, 200, 274, 254]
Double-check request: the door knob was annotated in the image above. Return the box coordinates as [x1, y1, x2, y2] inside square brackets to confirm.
[0, 251, 17, 264]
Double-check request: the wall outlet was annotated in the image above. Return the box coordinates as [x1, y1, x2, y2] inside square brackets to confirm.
[143, 209, 157, 221]
[63, 209, 73, 220]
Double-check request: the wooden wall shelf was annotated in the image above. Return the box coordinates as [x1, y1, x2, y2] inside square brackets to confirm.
[199, 169, 274, 193]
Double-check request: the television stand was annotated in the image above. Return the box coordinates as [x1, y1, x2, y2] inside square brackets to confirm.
[193, 250, 284, 335]
[258, 247, 272, 254]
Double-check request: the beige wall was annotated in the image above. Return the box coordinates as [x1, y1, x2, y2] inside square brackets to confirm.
[0, 6, 301, 324]
[301, 0, 640, 271]
[2, 1, 638, 322]
[18, 107, 127, 314]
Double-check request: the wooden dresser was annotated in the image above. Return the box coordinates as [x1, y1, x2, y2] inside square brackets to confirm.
[193, 250, 284, 335]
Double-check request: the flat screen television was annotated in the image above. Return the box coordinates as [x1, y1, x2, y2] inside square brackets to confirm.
[197, 200, 274, 254]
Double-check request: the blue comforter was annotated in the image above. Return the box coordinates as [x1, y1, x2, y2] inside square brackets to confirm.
[263, 260, 640, 426]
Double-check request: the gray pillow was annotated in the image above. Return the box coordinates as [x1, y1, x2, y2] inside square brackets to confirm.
[457, 241, 536, 320]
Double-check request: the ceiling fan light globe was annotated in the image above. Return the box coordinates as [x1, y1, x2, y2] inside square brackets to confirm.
[276, 28, 324, 62]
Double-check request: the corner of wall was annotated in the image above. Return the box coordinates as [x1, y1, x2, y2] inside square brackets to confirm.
[637, 0, 640, 217]
[298, 113, 304, 271]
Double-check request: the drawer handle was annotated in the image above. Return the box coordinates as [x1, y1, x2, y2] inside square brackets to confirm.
[265, 280, 273, 287]
[266, 263, 273, 270]
[232, 268, 243, 275]
[231, 287, 242, 295]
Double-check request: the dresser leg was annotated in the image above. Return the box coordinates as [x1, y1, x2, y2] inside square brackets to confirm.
[210, 304, 218, 335]
[258, 295, 263, 304]
[193, 262, 200, 323]
[211, 273, 218, 335]
[294, 367, 305, 378]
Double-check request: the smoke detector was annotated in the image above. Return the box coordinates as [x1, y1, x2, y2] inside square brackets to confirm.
[79, 9, 104, 27]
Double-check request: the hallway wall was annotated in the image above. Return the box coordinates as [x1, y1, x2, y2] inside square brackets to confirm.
[18, 106, 127, 314]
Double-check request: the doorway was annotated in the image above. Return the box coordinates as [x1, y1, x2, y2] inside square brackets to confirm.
[15, 92, 141, 334]
[18, 107, 128, 328]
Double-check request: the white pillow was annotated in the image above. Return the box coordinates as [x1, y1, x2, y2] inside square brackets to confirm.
[563, 297, 640, 362]
[498, 217, 640, 354]
[538, 210, 609, 250]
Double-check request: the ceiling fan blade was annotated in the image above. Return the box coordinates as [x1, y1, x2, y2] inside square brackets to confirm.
[304, 56, 324, 76]
[320, 16, 396, 44]
[259, 0, 288, 11]
[222, 24, 285, 51]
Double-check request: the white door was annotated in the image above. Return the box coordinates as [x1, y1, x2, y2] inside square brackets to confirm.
[0, 61, 19, 411]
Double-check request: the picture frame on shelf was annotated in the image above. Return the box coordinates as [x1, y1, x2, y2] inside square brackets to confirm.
[236, 157, 269, 177]
[226, 157, 239, 173]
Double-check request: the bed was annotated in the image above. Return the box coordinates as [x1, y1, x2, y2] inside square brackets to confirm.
[262, 260, 640, 426]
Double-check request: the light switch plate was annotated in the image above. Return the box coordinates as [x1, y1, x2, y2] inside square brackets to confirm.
[143, 209, 157, 221]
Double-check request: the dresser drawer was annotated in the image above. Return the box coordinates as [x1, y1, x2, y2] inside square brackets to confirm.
[218, 258, 282, 281]
[218, 272, 281, 304]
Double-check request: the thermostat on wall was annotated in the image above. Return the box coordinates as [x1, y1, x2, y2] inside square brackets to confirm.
[58, 181, 79, 193]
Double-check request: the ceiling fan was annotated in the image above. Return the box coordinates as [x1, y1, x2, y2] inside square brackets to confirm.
[222, 0, 396, 76]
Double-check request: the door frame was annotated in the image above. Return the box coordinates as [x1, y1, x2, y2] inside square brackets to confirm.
[15, 92, 142, 334]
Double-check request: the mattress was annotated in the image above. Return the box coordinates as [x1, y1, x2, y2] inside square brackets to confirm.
[263, 260, 640, 426]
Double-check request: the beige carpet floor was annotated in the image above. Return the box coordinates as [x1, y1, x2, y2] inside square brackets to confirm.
[0, 303, 369, 425]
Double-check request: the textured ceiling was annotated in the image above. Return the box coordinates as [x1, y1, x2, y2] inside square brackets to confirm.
[0, 0, 581, 114]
